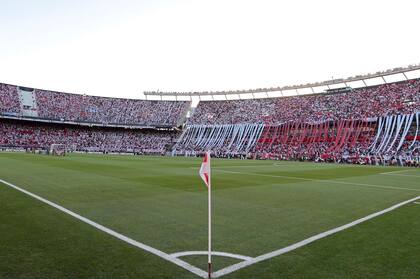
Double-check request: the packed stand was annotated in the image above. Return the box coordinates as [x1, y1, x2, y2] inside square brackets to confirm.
[253, 120, 377, 163]
[190, 79, 420, 125]
[253, 115, 419, 166]
[173, 124, 263, 158]
[35, 89, 190, 126]
[0, 120, 178, 154]
[0, 84, 20, 115]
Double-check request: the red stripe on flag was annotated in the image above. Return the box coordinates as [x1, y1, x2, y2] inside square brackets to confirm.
[204, 173, 209, 187]
[199, 151, 211, 188]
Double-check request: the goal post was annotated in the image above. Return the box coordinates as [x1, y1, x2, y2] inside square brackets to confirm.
[49, 144, 67, 156]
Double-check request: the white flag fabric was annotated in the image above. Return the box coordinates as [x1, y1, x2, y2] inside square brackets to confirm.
[199, 151, 211, 188]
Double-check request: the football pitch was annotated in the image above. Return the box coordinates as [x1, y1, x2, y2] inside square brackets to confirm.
[0, 153, 419, 279]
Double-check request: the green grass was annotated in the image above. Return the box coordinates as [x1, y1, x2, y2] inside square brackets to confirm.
[0, 152, 419, 278]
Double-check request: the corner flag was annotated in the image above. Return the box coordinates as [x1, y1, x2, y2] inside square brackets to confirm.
[199, 151, 212, 278]
[199, 151, 211, 188]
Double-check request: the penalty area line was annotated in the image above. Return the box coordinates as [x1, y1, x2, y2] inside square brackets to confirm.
[215, 169, 420, 193]
[380, 173, 420, 178]
[212, 195, 420, 278]
[0, 179, 208, 278]
[379, 169, 414, 175]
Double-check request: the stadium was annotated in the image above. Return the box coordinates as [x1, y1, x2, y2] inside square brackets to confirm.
[1, 1, 419, 279]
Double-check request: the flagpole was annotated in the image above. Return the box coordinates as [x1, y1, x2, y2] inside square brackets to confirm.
[208, 152, 212, 279]
[199, 151, 212, 278]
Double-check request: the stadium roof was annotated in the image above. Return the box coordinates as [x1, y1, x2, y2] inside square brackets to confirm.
[144, 63, 420, 101]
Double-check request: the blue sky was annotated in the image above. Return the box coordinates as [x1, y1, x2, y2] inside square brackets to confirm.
[1, 0, 419, 99]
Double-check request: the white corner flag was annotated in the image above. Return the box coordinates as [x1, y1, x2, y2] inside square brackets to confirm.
[199, 151, 212, 278]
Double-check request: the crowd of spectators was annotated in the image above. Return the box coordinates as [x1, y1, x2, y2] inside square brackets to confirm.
[253, 121, 419, 166]
[1, 78, 419, 165]
[177, 76, 420, 165]
[190, 79, 420, 125]
[0, 120, 178, 154]
[175, 117, 419, 167]
[173, 141, 251, 158]
[0, 83, 20, 115]
[35, 89, 190, 126]
[0, 83, 190, 126]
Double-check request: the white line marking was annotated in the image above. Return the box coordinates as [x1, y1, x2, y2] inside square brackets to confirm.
[0, 179, 208, 278]
[212, 195, 420, 278]
[192, 164, 314, 169]
[215, 169, 420, 192]
[379, 169, 414, 175]
[171, 251, 253, 261]
[189, 165, 272, 170]
[272, 162, 322, 167]
[381, 173, 420, 178]
[414, 202, 420, 205]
